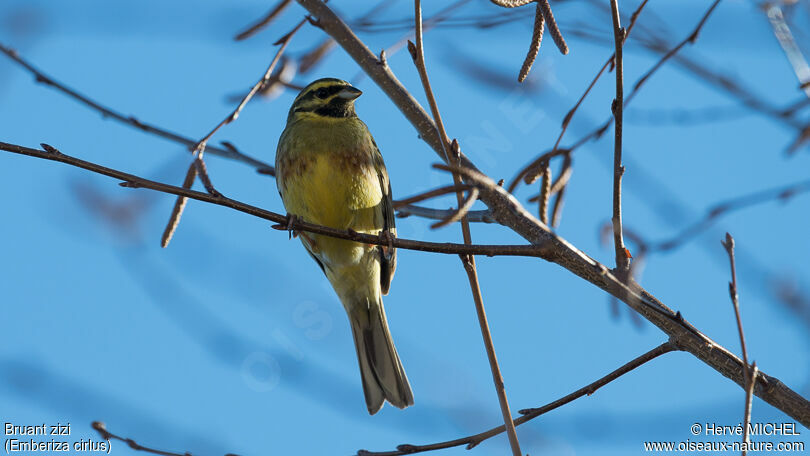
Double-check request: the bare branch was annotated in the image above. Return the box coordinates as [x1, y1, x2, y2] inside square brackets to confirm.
[744, 363, 759, 453]
[626, 0, 722, 106]
[234, 0, 294, 41]
[653, 178, 810, 252]
[0, 43, 274, 174]
[396, 205, 496, 224]
[92, 421, 207, 456]
[510, 147, 567, 192]
[608, 0, 630, 273]
[787, 125, 810, 154]
[657, 48, 806, 130]
[392, 184, 471, 208]
[350, 0, 472, 86]
[0, 141, 553, 259]
[298, 38, 336, 74]
[358, 341, 678, 455]
[722, 233, 754, 453]
[430, 187, 480, 229]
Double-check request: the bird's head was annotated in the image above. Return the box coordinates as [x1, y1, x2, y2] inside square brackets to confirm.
[287, 78, 362, 123]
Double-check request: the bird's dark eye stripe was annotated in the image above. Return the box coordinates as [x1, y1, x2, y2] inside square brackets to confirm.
[307, 84, 344, 99]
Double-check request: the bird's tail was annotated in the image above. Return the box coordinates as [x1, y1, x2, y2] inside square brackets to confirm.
[348, 297, 414, 414]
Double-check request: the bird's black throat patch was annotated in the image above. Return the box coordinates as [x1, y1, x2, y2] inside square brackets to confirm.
[313, 101, 356, 118]
[294, 98, 357, 118]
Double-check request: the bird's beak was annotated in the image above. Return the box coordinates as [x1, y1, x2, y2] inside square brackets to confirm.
[336, 86, 362, 101]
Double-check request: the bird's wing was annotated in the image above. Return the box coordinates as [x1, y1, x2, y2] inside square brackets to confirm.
[372, 138, 397, 296]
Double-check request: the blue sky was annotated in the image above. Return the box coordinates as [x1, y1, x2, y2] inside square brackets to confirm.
[1, 1, 809, 455]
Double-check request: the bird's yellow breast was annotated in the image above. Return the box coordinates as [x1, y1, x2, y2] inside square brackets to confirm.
[276, 116, 385, 263]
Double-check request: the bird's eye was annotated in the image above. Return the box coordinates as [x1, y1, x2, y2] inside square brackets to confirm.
[315, 88, 329, 99]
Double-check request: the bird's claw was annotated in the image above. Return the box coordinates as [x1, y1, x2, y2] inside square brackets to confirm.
[379, 230, 395, 260]
[286, 213, 298, 240]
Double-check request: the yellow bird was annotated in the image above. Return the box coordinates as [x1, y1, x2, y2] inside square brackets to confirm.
[275, 78, 413, 414]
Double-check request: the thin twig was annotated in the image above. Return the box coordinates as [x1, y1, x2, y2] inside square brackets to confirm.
[92, 421, 202, 456]
[430, 187, 480, 229]
[161, 18, 307, 248]
[225, 57, 302, 103]
[298, 38, 336, 74]
[786, 126, 810, 154]
[350, 0, 472, 85]
[626, 0, 722, 106]
[351, 4, 526, 32]
[392, 183, 471, 208]
[0, 141, 553, 259]
[358, 341, 678, 455]
[348, 0, 409, 84]
[646, 43, 807, 130]
[0, 42, 274, 174]
[608, 0, 629, 273]
[509, 148, 567, 192]
[653, 178, 810, 252]
[412, 1, 521, 454]
[602, 225, 648, 326]
[743, 363, 759, 453]
[234, 0, 294, 41]
[722, 233, 753, 453]
[395, 205, 496, 224]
